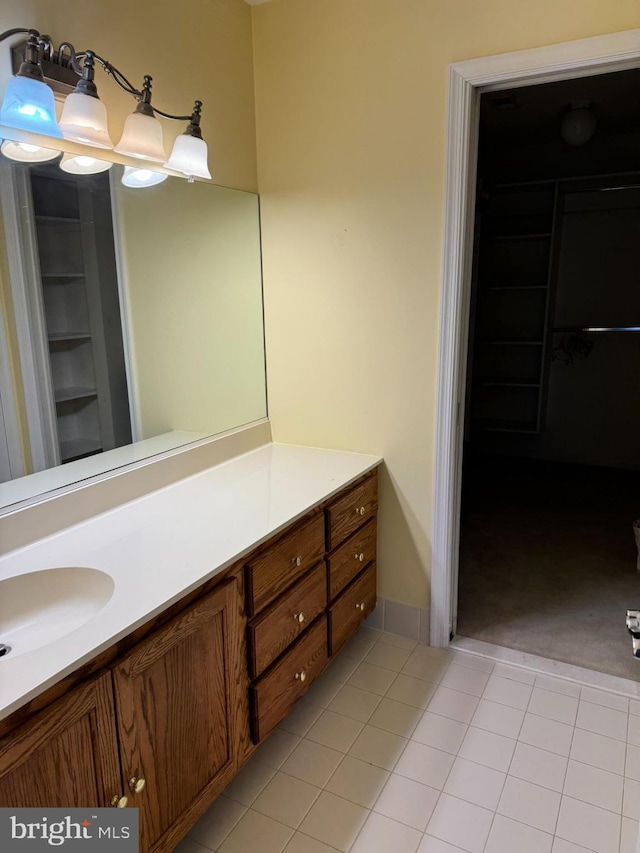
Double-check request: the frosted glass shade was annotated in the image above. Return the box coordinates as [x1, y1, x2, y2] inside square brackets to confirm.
[114, 111, 166, 162]
[1, 139, 60, 163]
[165, 134, 211, 180]
[121, 166, 168, 188]
[59, 92, 114, 149]
[60, 153, 113, 174]
[0, 76, 62, 138]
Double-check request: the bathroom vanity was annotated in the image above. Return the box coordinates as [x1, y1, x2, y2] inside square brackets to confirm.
[0, 442, 380, 853]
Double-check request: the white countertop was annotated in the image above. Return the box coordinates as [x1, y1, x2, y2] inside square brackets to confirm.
[0, 443, 380, 721]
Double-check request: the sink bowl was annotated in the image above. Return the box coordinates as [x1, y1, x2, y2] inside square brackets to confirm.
[0, 567, 115, 659]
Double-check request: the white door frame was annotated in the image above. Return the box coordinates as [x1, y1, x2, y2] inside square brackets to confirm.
[430, 28, 640, 647]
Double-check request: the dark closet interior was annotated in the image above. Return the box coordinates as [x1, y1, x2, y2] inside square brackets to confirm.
[458, 67, 640, 680]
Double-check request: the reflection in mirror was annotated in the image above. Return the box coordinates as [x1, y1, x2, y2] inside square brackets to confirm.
[0, 156, 267, 511]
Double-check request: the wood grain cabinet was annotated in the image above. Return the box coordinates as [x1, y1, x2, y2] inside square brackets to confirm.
[0, 466, 380, 852]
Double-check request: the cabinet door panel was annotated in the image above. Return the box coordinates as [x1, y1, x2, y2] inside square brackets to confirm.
[0, 672, 121, 808]
[112, 578, 239, 853]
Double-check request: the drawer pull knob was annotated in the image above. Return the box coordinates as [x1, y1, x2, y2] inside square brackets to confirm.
[129, 777, 146, 794]
[355, 506, 366, 516]
[295, 670, 307, 682]
[355, 602, 365, 612]
[111, 795, 128, 808]
[355, 552, 365, 562]
[294, 612, 305, 624]
[293, 556, 303, 567]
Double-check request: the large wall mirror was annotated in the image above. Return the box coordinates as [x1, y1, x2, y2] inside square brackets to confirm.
[0, 131, 267, 512]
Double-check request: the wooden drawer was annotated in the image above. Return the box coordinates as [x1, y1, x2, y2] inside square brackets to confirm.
[250, 616, 328, 743]
[245, 514, 325, 617]
[327, 518, 377, 601]
[325, 470, 378, 551]
[328, 563, 377, 655]
[248, 562, 327, 679]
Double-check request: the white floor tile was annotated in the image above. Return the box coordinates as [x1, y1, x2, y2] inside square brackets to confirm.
[298, 791, 368, 852]
[374, 772, 440, 831]
[491, 662, 536, 685]
[347, 724, 408, 770]
[283, 833, 340, 853]
[278, 700, 323, 737]
[412, 711, 468, 755]
[305, 709, 363, 752]
[173, 839, 209, 853]
[402, 652, 450, 683]
[418, 836, 474, 853]
[519, 713, 574, 757]
[324, 654, 360, 683]
[626, 743, 640, 781]
[485, 814, 553, 853]
[426, 793, 494, 853]
[364, 642, 412, 672]
[443, 756, 505, 810]
[575, 700, 628, 742]
[509, 741, 568, 793]
[580, 686, 629, 713]
[302, 675, 343, 709]
[328, 684, 382, 722]
[218, 809, 294, 853]
[535, 674, 581, 699]
[440, 664, 490, 697]
[448, 652, 495, 673]
[187, 796, 246, 850]
[527, 688, 579, 726]
[556, 795, 622, 853]
[347, 662, 397, 696]
[551, 840, 593, 853]
[340, 628, 381, 660]
[378, 632, 418, 651]
[569, 727, 626, 775]
[351, 812, 422, 853]
[368, 697, 423, 737]
[252, 772, 321, 829]
[470, 698, 524, 739]
[427, 686, 479, 724]
[497, 775, 561, 833]
[623, 777, 640, 820]
[412, 645, 454, 664]
[458, 726, 516, 772]
[325, 755, 389, 808]
[253, 729, 301, 769]
[222, 760, 276, 806]
[563, 759, 623, 814]
[280, 740, 343, 788]
[482, 675, 533, 710]
[621, 817, 640, 853]
[394, 740, 455, 789]
[630, 699, 640, 717]
[628, 714, 640, 747]
[386, 674, 437, 709]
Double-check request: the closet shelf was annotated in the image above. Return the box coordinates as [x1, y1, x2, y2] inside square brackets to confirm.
[486, 284, 548, 291]
[476, 418, 539, 434]
[48, 332, 92, 342]
[480, 379, 541, 388]
[60, 438, 103, 463]
[481, 339, 544, 346]
[54, 386, 98, 404]
[488, 232, 552, 241]
[35, 214, 81, 224]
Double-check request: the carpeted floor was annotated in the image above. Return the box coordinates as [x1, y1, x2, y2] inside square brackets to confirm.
[457, 455, 640, 680]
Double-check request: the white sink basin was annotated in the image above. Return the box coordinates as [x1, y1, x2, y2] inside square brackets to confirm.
[0, 567, 115, 659]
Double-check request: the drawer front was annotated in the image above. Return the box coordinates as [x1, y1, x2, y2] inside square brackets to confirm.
[328, 563, 377, 655]
[326, 470, 378, 551]
[248, 562, 327, 679]
[250, 616, 328, 743]
[246, 514, 325, 616]
[327, 518, 377, 601]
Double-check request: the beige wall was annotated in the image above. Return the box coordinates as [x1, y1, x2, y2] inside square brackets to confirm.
[252, 1, 640, 608]
[42, 0, 257, 192]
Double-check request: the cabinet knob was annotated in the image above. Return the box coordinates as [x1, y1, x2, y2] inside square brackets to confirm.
[293, 556, 302, 567]
[294, 612, 305, 624]
[295, 670, 307, 682]
[355, 506, 366, 516]
[355, 602, 365, 612]
[129, 777, 146, 794]
[355, 552, 365, 562]
[111, 795, 128, 808]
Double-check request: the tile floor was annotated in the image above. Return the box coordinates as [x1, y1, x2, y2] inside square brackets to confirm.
[174, 628, 640, 853]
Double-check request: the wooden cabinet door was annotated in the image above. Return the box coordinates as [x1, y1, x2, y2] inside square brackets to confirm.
[112, 578, 240, 853]
[0, 671, 122, 808]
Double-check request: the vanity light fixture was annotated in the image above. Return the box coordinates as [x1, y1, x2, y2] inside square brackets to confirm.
[0, 138, 59, 162]
[121, 165, 168, 188]
[0, 27, 212, 180]
[59, 152, 112, 174]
